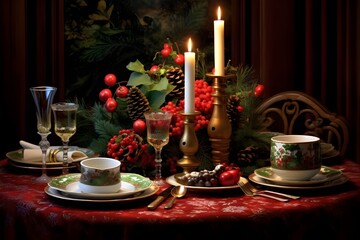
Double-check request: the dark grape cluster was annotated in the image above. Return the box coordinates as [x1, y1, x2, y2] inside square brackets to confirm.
[177, 164, 226, 187]
[161, 79, 214, 137]
[107, 129, 148, 165]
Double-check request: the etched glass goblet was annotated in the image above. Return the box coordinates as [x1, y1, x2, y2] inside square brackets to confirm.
[144, 111, 172, 186]
[51, 102, 79, 175]
[30, 86, 57, 183]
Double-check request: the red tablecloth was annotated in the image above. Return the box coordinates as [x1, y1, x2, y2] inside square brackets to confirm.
[1, 158, 360, 240]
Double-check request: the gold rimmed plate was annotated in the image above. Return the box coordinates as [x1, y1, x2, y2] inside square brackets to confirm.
[254, 166, 343, 186]
[166, 174, 241, 192]
[48, 173, 153, 200]
[6, 147, 95, 167]
[249, 173, 348, 190]
[45, 184, 159, 203]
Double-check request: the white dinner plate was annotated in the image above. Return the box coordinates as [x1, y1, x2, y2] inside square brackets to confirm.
[254, 166, 343, 186]
[45, 184, 159, 203]
[166, 174, 242, 192]
[48, 173, 153, 199]
[249, 173, 348, 190]
[6, 147, 95, 167]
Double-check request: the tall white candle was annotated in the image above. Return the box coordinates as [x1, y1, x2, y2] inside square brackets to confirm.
[214, 6, 225, 76]
[184, 38, 195, 114]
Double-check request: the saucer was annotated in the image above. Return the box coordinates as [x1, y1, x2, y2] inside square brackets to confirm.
[249, 173, 348, 190]
[254, 166, 343, 186]
[48, 173, 152, 199]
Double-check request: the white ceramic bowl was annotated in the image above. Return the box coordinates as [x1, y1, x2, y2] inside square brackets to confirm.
[79, 157, 121, 193]
[270, 135, 321, 181]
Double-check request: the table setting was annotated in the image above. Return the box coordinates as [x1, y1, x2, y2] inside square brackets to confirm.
[2, 5, 360, 239]
[6, 141, 94, 171]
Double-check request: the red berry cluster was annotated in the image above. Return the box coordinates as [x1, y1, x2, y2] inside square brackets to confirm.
[137, 150, 155, 170]
[158, 41, 184, 66]
[99, 73, 129, 113]
[161, 79, 214, 137]
[107, 129, 148, 168]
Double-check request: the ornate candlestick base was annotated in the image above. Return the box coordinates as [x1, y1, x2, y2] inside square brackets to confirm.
[206, 73, 236, 165]
[177, 111, 200, 173]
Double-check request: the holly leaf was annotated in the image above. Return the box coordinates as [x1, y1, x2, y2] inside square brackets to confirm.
[127, 72, 152, 86]
[88, 14, 109, 21]
[149, 76, 169, 91]
[146, 91, 168, 110]
[126, 59, 146, 73]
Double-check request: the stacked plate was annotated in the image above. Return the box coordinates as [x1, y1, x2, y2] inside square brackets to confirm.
[249, 166, 348, 190]
[6, 147, 95, 170]
[321, 143, 340, 160]
[45, 172, 159, 203]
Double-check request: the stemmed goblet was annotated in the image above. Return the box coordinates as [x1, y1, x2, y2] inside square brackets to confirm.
[30, 86, 57, 183]
[144, 111, 172, 186]
[51, 102, 79, 175]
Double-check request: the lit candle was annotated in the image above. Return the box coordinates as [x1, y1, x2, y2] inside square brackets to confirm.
[184, 38, 195, 114]
[214, 6, 225, 76]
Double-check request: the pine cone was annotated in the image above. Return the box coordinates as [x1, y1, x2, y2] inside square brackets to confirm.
[166, 66, 185, 99]
[226, 95, 241, 123]
[236, 146, 258, 167]
[126, 86, 151, 121]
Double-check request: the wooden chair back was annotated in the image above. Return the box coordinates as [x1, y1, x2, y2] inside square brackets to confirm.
[256, 91, 349, 157]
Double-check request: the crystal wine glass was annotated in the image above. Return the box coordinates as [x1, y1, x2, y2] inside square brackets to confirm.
[51, 102, 79, 175]
[30, 86, 57, 183]
[144, 111, 172, 186]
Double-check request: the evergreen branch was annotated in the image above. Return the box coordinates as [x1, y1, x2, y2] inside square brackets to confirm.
[94, 119, 120, 138]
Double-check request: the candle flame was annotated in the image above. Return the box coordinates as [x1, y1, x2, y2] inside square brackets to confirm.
[217, 6, 221, 20]
[188, 38, 192, 52]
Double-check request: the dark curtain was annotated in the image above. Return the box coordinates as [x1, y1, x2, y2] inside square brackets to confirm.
[0, 0, 65, 158]
[1, 0, 360, 163]
[231, 0, 360, 162]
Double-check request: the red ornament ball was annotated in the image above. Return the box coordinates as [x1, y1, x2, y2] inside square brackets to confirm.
[149, 65, 159, 73]
[115, 86, 129, 98]
[133, 119, 146, 134]
[254, 84, 265, 97]
[104, 73, 117, 87]
[99, 88, 112, 102]
[105, 98, 118, 112]
[161, 47, 171, 58]
[174, 54, 184, 65]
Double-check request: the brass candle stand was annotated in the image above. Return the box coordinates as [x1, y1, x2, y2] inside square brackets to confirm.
[177, 111, 201, 173]
[206, 73, 236, 165]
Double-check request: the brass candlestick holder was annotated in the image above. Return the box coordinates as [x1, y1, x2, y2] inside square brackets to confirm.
[206, 73, 236, 165]
[177, 111, 201, 173]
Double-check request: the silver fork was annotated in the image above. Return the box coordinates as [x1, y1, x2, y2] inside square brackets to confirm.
[241, 177, 301, 200]
[239, 177, 300, 202]
[238, 180, 289, 202]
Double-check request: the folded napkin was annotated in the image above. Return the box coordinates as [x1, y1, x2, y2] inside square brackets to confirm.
[20, 140, 40, 149]
[20, 140, 88, 163]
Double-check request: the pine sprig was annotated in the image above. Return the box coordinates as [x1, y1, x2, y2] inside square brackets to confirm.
[196, 49, 207, 80]
[224, 64, 270, 163]
[94, 119, 120, 138]
[89, 137, 110, 156]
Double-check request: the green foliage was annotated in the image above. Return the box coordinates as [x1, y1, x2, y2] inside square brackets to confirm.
[64, 0, 211, 103]
[221, 64, 269, 155]
[67, 1, 270, 175]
